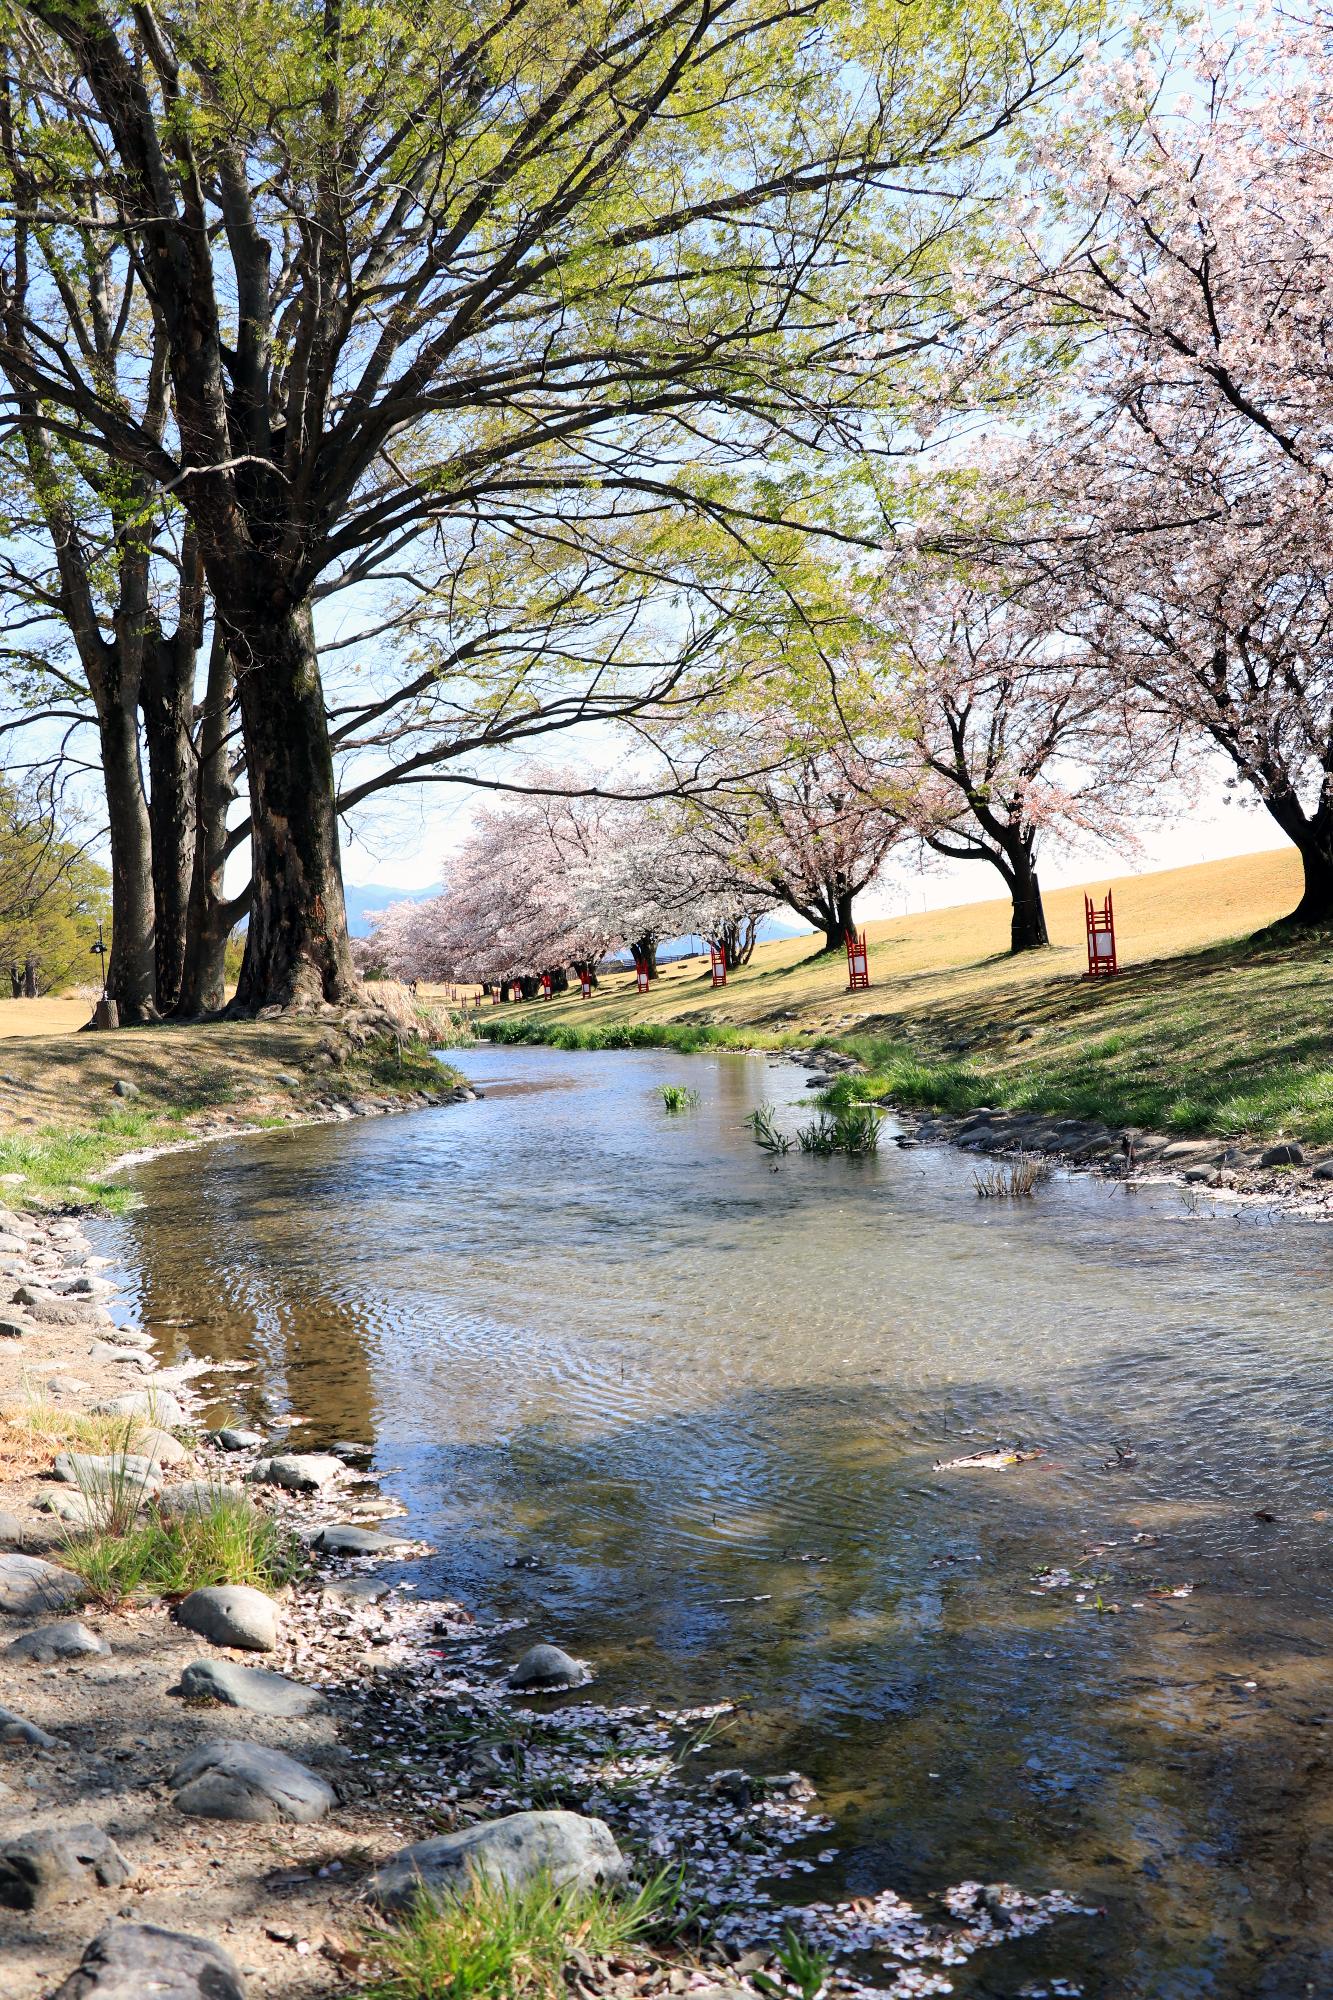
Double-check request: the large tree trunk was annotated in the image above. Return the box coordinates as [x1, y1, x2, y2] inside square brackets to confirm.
[1007, 848, 1050, 953]
[141, 638, 197, 1013]
[97, 698, 157, 1022]
[229, 603, 357, 1010]
[1257, 794, 1333, 929]
[177, 636, 240, 1016]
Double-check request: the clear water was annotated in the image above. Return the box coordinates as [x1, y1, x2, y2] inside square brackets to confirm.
[97, 1045, 1333, 1998]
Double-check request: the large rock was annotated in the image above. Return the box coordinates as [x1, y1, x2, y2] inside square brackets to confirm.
[0, 1509, 26, 1544]
[169, 1739, 335, 1824]
[507, 1643, 589, 1691]
[41, 1490, 130, 1531]
[12, 1286, 94, 1326]
[0, 1703, 56, 1747]
[0, 1552, 82, 1615]
[8, 1620, 110, 1664]
[0, 1313, 33, 1339]
[175, 1586, 277, 1652]
[52, 1451, 161, 1495]
[250, 1452, 344, 1492]
[313, 1522, 411, 1556]
[52, 1922, 246, 2000]
[139, 1427, 191, 1468]
[0, 1824, 133, 1911]
[369, 1810, 626, 1913]
[99, 1388, 185, 1428]
[1261, 1141, 1305, 1167]
[211, 1427, 263, 1451]
[156, 1480, 247, 1516]
[174, 1658, 325, 1718]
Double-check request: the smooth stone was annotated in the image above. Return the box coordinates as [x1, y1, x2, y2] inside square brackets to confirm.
[250, 1452, 344, 1492]
[139, 1427, 191, 1468]
[99, 1388, 185, 1428]
[12, 1287, 92, 1326]
[53, 1451, 161, 1492]
[51, 1922, 247, 2000]
[0, 1824, 133, 1911]
[44, 1375, 93, 1398]
[0, 1704, 56, 1747]
[369, 1810, 626, 1913]
[1261, 1141, 1304, 1167]
[88, 1343, 154, 1370]
[211, 1427, 263, 1451]
[0, 1553, 83, 1614]
[1184, 1166, 1214, 1184]
[156, 1480, 246, 1515]
[111, 1079, 140, 1098]
[174, 1658, 325, 1717]
[507, 1643, 589, 1691]
[319, 1574, 392, 1607]
[8, 1620, 110, 1664]
[313, 1522, 410, 1556]
[175, 1585, 278, 1652]
[100, 1327, 155, 1351]
[41, 1490, 128, 1531]
[1313, 1159, 1333, 1181]
[0, 1314, 32, 1339]
[169, 1739, 334, 1823]
[0, 1509, 26, 1544]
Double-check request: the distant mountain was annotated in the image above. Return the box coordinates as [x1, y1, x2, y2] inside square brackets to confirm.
[343, 881, 437, 937]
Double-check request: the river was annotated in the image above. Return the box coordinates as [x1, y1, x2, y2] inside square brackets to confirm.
[94, 1044, 1333, 1998]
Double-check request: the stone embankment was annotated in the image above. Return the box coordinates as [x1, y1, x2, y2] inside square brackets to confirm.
[788, 1048, 1333, 1213]
[1, 1086, 1096, 2000]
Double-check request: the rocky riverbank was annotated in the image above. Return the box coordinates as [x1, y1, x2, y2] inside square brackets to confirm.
[788, 1048, 1333, 1217]
[1, 1113, 1100, 2000]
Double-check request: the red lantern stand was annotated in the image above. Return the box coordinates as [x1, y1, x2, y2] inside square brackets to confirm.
[634, 959, 651, 994]
[709, 943, 727, 988]
[579, 971, 593, 999]
[489, 985, 501, 1006]
[1084, 891, 1118, 976]
[845, 928, 870, 993]
[539, 972, 552, 1000]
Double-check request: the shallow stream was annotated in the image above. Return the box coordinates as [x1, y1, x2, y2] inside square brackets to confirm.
[96, 1045, 1333, 1998]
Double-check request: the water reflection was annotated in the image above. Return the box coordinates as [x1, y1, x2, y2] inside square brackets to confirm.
[95, 1046, 1333, 1998]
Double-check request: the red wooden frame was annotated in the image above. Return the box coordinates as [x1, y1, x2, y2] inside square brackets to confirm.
[845, 928, 870, 992]
[634, 959, 651, 993]
[1084, 890, 1118, 976]
[579, 971, 593, 999]
[709, 943, 727, 987]
[539, 972, 552, 999]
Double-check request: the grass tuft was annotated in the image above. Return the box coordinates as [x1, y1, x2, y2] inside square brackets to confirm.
[60, 1490, 303, 1608]
[360, 1871, 685, 2000]
[973, 1153, 1051, 1199]
[657, 1084, 700, 1113]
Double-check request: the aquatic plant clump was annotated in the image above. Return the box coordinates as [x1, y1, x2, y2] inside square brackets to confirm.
[749, 1105, 792, 1153]
[658, 1084, 701, 1113]
[797, 1107, 882, 1157]
[973, 1153, 1051, 1199]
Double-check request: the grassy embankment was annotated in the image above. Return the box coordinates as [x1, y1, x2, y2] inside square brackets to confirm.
[0, 996, 456, 1211]
[485, 847, 1333, 1145]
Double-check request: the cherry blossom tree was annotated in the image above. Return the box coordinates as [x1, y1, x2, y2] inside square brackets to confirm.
[978, 3, 1333, 926]
[876, 554, 1166, 951]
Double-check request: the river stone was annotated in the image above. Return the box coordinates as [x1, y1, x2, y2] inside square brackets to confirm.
[1313, 1158, 1333, 1181]
[0, 1824, 133, 1911]
[12, 1287, 93, 1327]
[0, 1703, 56, 1747]
[59, 1275, 114, 1298]
[45, 1374, 93, 1399]
[320, 1573, 392, 1607]
[99, 1387, 185, 1428]
[250, 1452, 344, 1492]
[140, 1427, 190, 1468]
[211, 1427, 264, 1451]
[169, 1739, 335, 1823]
[0, 1313, 31, 1339]
[507, 1643, 589, 1691]
[100, 1326, 155, 1351]
[1261, 1141, 1305, 1167]
[0, 1553, 82, 1614]
[174, 1658, 325, 1717]
[8, 1620, 110, 1664]
[369, 1810, 626, 1913]
[313, 1522, 410, 1556]
[88, 1343, 154, 1370]
[111, 1079, 140, 1099]
[175, 1585, 278, 1651]
[53, 1451, 161, 1492]
[51, 1922, 247, 2000]
[156, 1480, 247, 1515]
[41, 1490, 124, 1531]
[0, 1509, 25, 1545]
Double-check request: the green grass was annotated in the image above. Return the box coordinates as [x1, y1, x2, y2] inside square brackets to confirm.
[361, 1871, 685, 2000]
[657, 1083, 700, 1113]
[490, 929, 1333, 1146]
[61, 1490, 303, 1607]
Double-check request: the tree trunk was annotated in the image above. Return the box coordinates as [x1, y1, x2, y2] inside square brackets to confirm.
[1257, 795, 1333, 929]
[141, 639, 197, 1013]
[229, 604, 357, 1011]
[98, 700, 158, 1021]
[1008, 851, 1050, 953]
[177, 635, 240, 1016]
[630, 935, 658, 977]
